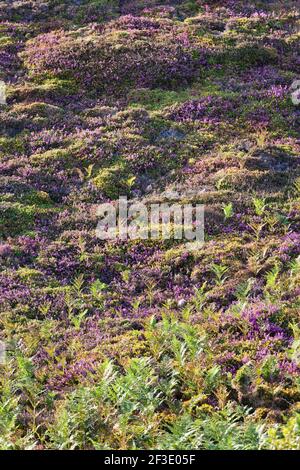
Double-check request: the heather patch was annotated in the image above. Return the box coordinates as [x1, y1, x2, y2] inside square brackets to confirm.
[22, 25, 203, 95]
[1, 0, 300, 451]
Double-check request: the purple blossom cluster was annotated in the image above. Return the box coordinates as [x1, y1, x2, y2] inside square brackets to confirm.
[22, 23, 202, 94]
[1, 0, 300, 449]
[168, 96, 237, 122]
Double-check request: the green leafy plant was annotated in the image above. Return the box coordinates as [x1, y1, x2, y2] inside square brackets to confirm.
[223, 202, 234, 220]
[265, 264, 280, 291]
[252, 197, 267, 216]
[211, 263, 229, 285]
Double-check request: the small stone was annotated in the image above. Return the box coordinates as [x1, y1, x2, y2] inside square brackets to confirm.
[177, 299, 187, 308]
[157, 129, 185, 142]
[145, 184, 153, 193]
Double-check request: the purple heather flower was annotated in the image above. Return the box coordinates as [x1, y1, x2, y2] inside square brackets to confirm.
[0, 244, 12, 257]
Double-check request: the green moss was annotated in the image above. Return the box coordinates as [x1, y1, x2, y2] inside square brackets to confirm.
[129, 88, 195, 111]
[22, 190, 53, 207]
[226, 18, 269, 36]
[92, 163, 133, 199]
[0, 35, 14, 47]
[226, 17, 294, 37]
[12, 101, 63, 119]
[74, 0, 119, 23]
[30, 146, 77, 167]
[0, 136, 26, 155]
[38, 77, 79, 94]
[0, 203, 36, 238]
[7, 78, 79, 102]
[178, 0, 202, 16]
[211, 45, 278, 70]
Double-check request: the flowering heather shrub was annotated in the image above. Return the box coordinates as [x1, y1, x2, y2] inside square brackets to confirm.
[0, 0, 120, 23]
[1, 0, 300, 452]
[108, 14, 161, 31]
[168, 96, 237, 122]
[22, 26, 202, 94]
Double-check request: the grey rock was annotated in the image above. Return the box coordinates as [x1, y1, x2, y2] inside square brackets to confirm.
[177, 299, 187, 308]
[145, 184, 153, 193]
[157, 128, 185, 142]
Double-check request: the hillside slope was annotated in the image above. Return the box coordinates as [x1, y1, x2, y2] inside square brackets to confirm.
[0, 0, 300, 450]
